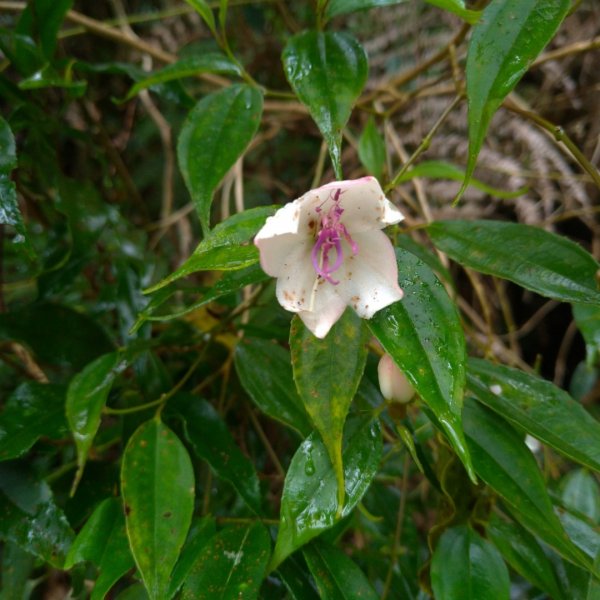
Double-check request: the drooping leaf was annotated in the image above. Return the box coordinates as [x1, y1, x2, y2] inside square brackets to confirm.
[463, 399, 592, 572]
[182, 0, 216, 35]
[489, 511, 565, 599]
[181, 522, 271, 600]
[0, 463, 74, 568]
[467, 358, 600, 473]
[303, 541, 379, 599]
[16, 0, 73, 58]
[0, 382, 67, 461]
[428, 220, 600, 305]
[358, 117, 386, 181]
[573, 303, 600, 366]
[282, 30, 368, 178]
[395, 160, 526, 199]
[121, 419, 195, 600]
[65, 498, 135, 600]
[235, 337, 313, 437]
[270, 414, 382, 571]
[177, 84, 263, 233]
[368, 248, 475, 481]
[290, 309, 369, 509]
[431, 525, 510, 600]
[122, 54, 241, 101]
[66, 352, 129, 490]
[175, 395, 262, 513]
[458, 0, 570, 200]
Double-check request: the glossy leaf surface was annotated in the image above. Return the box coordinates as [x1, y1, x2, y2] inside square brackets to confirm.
[573, 303, 600, 366]
[463, 399, 591, 571]
[270, 415, 382, 571]
[303, 541, 379, 599]
[368, 248, 474, 480]
[235, 337, 313, 437]
[0, 382, 67, 460]
[65, 498, 134, 600]
[428, 220, 600, 305]
[182, 0, 216, 34]
[177, 84, 263, 233]
[282, 30, 367, 178]
[66, 352, 128, 487]
[561, 470, 600, 524]
[290, 309, 369, 508]
[460, 0, 570, 199]
[467, 358, 600, 472]
[121, 419, 194, 600]
[176, 395, 262, 513]
[181, 522, 270, 600]
[431, 525, 509, 600]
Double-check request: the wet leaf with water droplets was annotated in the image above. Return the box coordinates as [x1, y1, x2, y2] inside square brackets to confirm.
[270, 414, 382, 571]
[458, 0, 570, 201]
[368, 247, 474, 481]
[282, 30, 367, 179]
[181, 522, 270, 599]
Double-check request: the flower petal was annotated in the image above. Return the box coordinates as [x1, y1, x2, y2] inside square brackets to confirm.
[274, 240, 318, 313]
[298, 286, 347, 339]
[307, 177, 404, 234]
[336, 230, 403, 319]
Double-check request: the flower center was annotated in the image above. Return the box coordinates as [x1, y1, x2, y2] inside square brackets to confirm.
[310, 189, 358, 285]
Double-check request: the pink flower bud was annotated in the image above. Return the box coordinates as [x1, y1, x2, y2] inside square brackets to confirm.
[377, 354, 415, 404]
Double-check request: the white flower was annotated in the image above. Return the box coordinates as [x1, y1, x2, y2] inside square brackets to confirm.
[254, 177, 404, 338]
[378, 354, 415, 404]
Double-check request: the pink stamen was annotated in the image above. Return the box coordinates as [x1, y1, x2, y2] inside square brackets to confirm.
[310, 189, 358, 285]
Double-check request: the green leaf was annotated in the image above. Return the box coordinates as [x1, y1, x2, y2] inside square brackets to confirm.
[66, 352, 128, 491]
[182, 0, 216, 35]
[0, 302, 114, 370]
[144, 245, 259, 293]
[16, 0, 73, 58]
[431, 525, 510, 600]
[175, 396, 262, 513]
[562, 470, 600, 524]
[358, 117, 386, 180]
[325, 0, 407, 19]
[424, 0, 481, 24]
[368, 248, 474, 481]
[303, 541, 379, 599]
[270, 414, 382, 571]
[0, 117, 35, 260]
[573, 303, 600, 366]
[395, 160, 526, 199]
[277, 555, 320, 600]
[463, 398, 592, 572]
[0, 382, 67, 461]
[168, 517, 216, 599]
[145, 205, 276, 293]
[121, 419, 195, 600]
[0, 464, 74, 568]
[487, 512, 565, 600]
[290, 309, 369, 510]
[282, 31, 368, 178]
[122, 54, 242, 101]
[557, 506, 600, 563]
[235, 337, 313, 438]
[467, 358, 600, 473]
[181, 522, 271, 600]
[65, 498, 135, 600]
[177, 84, 263, 233]
[428, 220, 600, 305]
[458, 0, 570, 201]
